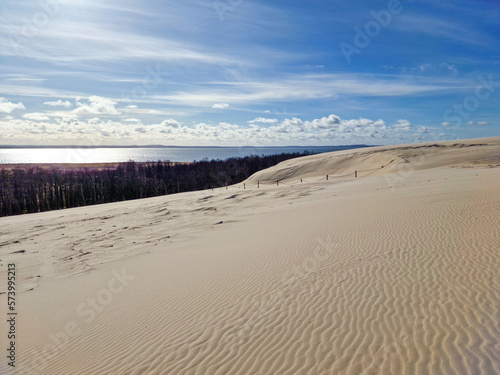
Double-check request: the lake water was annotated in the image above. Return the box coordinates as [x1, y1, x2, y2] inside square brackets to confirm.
[0, 146, 368, 164]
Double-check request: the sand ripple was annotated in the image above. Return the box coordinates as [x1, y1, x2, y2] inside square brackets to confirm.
[2, 139, 499, 375]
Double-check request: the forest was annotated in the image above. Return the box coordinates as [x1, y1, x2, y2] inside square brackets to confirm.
[0, 151, 311, 217]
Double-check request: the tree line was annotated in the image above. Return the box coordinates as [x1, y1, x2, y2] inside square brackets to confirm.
[0, 151, 311, 217]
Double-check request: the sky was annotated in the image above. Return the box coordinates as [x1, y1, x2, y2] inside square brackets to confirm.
[0, 0, 499, 146]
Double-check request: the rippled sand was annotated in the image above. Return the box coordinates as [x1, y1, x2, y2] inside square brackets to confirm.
[1, 137, 499, 374]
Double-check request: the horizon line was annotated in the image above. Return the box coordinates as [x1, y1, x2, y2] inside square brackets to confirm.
[0, 144, 374, 149]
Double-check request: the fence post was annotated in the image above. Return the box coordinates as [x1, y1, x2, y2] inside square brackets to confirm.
[226, 182, 228, 190]
[326, 175, 328, 181]
[301, 178, 302, 183]
[244, 183, 246, 189]
[355, 170, 357, 178]
[257, 181, 259, 189]
[277, 180, 279, 186]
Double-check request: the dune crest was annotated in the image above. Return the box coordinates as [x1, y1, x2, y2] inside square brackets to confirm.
[246, 137, 500, 184]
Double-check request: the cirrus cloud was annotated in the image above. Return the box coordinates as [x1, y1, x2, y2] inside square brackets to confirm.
[248, 117, 279, 124]
[211, 103, 229, 109]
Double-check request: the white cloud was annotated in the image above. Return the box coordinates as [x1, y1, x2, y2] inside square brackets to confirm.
[212, 103, 230, 109]
[0, 112, 440, 146]
[275, 118, 304, 133]
[403, 63, 459, 75]
[88, 118, 102, 125]
[394, 119, 412, 131]
[282, 118, 304, 128]
[468, 121, 489, 126]
[4, 76, 47, 84]
[135, 125, 147, 133]
[161, 119, 180, 128]
[306, 114, 341, 129]
[43, 100, 73, 107]
[126, 105, 138, 109]
[416, 126, 435, 134]
[72, 96, 120, 115]
[441, 122, 453, 127]
[0, 98, 25, 113]
[22, 112, 50, 121]
[331, 118, 386, 138]
[248, 117, 278, 124]
[47, 111, 78, 119]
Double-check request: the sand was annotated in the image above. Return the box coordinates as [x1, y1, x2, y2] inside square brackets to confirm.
[1, 137, 499, 375]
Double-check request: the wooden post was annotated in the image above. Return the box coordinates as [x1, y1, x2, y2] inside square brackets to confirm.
[301, 178, 302, 183]
[277, 180, 279, 186]
[257, 181, 259, 189]
[225, 182, 228, 190]
[244, 183, 246, 189]
[355, 170, 357, 178]
[326, 175, 329, 181]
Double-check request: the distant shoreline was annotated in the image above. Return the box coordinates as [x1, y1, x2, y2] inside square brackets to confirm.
[0, 162, 192, 170]
[0, 145, 372, 164]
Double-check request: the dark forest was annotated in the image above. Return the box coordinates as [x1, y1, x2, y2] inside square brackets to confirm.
[0, 151, 311, 217]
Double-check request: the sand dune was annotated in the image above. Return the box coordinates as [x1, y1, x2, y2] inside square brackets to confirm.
[246, 137, 500, 184]
[1, 137, 500, 374]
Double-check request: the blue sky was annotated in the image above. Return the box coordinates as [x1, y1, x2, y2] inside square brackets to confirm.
[0, 0, 499, 146]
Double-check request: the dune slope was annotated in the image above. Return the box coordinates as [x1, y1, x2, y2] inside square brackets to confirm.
[1, 137, 500, 375]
